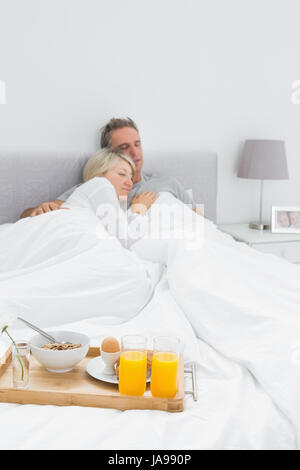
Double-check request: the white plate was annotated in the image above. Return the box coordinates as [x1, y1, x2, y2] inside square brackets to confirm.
[86, 356, 151, 384]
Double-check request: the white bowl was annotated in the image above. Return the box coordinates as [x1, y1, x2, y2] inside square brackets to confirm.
[30, 331, 90, 373]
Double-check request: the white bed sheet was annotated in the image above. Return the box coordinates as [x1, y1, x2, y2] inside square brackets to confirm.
[0, 274, 295, 450]
[0, 223, 11, 233]
[1, 189, 299, 450]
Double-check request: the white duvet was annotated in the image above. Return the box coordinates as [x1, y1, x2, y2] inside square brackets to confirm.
[0, 182, 300, 450]
[0, 197, 161, 326]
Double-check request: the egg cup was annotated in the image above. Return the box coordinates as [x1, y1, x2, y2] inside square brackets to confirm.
[101, 350, 120, 375]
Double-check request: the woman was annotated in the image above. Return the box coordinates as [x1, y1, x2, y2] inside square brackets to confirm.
[0, 149, 161, 326]
[65, 148, 157, 241]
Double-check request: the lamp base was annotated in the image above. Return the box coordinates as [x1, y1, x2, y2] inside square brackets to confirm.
[249, 222, 271, 231]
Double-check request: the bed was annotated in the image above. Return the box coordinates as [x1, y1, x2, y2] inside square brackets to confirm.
[0, 151, 299, 450]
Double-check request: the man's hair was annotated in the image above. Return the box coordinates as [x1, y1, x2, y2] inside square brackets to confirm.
[83, 148, 136, 182]
[100, 117, 139, 148]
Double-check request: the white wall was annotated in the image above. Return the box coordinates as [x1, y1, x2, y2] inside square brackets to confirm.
[0, 0, 300, 224]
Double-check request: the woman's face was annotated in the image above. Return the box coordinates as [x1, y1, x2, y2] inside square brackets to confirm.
[103, 159, 133, 199]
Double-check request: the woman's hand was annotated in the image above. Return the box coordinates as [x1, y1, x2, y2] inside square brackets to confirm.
[130, 191, 158, 215]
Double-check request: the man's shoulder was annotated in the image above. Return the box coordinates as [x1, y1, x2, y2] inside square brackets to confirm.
[136, 174, 183, 194]
[142, 173, 179, 185]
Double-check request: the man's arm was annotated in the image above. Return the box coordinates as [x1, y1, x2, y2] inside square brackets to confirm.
[19, 183, 82, 219]
[20, 200, 64, 218]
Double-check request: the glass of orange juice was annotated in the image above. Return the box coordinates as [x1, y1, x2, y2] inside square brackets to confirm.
[119, 335, 147, 396]
[150, 336, 180, 398]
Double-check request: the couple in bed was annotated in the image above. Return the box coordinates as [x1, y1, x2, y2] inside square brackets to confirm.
[21, 117, 200, 219]
[0, 120, 199, 327]
[0, 117, 199, 323]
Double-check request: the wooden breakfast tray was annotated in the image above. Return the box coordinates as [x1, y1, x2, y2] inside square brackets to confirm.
[0, 346, 185, 412]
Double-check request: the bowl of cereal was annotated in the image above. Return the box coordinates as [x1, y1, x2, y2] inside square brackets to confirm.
[30, 331, 90, 373]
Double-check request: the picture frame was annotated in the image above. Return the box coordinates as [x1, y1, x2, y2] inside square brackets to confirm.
[271, 206, 300, 233]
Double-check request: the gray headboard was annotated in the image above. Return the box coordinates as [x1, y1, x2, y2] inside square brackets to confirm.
[0, 152, 218, 224]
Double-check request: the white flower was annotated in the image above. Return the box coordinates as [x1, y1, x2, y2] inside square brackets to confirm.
[0, 313, 16, 333]
[0, 318, 25, 381]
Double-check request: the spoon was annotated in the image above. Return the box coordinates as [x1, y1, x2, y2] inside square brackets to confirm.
[17, 317, 71, 345]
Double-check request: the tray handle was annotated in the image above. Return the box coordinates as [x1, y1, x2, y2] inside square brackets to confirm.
[184, 362, 198, 401]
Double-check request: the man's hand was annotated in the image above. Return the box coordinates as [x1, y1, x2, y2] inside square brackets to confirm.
[193, 207, 203, 216]
[20, 200, 65, 219]
[130, 191, 158, 215]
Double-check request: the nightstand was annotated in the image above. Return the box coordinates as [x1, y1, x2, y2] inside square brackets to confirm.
[219, 224, 300, 263]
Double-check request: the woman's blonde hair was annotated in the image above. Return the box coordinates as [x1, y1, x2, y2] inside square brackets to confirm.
[83, 148, 136, 182]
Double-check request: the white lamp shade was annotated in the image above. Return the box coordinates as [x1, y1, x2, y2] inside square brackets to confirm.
[238, 140, 289, 180]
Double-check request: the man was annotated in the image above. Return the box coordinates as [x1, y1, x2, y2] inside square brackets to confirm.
[20, 117, 200, 218]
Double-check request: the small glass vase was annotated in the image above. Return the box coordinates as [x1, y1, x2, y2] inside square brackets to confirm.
[12, 341, 30, 389]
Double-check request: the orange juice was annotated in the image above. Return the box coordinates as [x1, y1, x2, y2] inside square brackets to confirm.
[150, 352, 178, 398]
[119, 350, 147, 396]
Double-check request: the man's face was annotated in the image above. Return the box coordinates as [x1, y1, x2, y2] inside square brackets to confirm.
[110, 127, 143, 180]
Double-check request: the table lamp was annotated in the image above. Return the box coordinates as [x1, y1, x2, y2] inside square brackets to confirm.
[237, 139, 289, 230]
